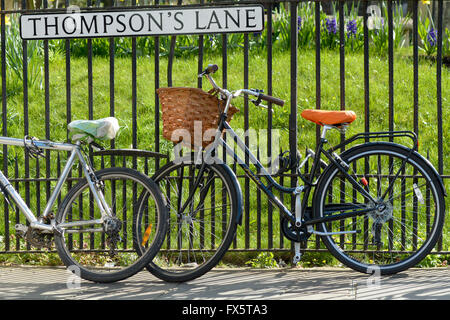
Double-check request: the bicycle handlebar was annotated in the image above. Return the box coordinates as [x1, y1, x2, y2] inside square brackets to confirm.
[234, 89, 285, 107]
[257, 92, 285, 106]
[199, 64, 285, 107]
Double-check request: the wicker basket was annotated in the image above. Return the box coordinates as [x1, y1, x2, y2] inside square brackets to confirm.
[157, 87, 239, 149]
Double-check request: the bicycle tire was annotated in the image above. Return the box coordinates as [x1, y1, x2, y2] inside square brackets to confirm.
[55, 167, 168, 283]
[135, 157, 239, 282]
[313, 142, 445, 275]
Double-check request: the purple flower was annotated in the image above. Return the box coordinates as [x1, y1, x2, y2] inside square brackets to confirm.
[297, 16, 302, 31]
[347, 19, 357, 38]
[427, 28, 437, 46]
[325, 18, 337, 34]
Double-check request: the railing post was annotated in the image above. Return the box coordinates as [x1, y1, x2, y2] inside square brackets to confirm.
[315, 0, 321, 146]
[1, 0, 9, 252]
[289, 0, 298, 177]
[436, 0, 443, 251]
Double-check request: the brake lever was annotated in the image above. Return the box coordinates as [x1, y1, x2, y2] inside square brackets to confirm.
[249, 89, 268, 110]
[250, 99, 270, 110]
[24, 135, 45, 159]
[258, 103, 269, 109]
[249, 88, 268, 108]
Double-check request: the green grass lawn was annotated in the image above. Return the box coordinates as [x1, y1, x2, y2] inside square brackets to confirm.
[0, 48, 448, 266]
[5, 49, 448, 165]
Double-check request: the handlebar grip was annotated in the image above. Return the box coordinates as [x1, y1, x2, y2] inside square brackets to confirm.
[204, 64, 218, 75]
[258, 93, 285, 106]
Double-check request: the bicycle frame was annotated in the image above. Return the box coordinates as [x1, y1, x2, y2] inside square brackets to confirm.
[199, 120, 380, 228]
[0, 136, 111, 233]
[205, 122, 295, 219]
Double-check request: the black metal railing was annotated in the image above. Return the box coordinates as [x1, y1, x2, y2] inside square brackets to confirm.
[0, 0, 448, 256]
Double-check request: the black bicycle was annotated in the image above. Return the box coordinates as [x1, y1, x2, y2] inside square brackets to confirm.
[136, 64, 446, 282]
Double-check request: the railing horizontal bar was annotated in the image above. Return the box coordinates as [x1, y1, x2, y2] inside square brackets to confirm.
[92, 149, 168, 159]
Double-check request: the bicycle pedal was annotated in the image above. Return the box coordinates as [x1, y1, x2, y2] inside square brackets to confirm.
[15, 224, 28, 238]
[293, 242, 302, 265]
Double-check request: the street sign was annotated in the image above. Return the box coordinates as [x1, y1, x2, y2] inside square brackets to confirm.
[20, 5, 265, 40]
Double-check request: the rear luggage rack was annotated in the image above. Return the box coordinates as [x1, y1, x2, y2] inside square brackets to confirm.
[329, 131, 418, 153]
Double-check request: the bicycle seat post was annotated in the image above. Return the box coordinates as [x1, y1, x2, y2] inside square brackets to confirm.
[320, 125, 333, 140]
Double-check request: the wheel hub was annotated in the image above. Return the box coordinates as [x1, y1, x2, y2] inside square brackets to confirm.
[369, 201, 393, 224]
[178, 213, 195, 224]
[369, 201, 393, 246]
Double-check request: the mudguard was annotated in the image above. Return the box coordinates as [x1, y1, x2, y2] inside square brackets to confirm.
[218, 162, 244, 225]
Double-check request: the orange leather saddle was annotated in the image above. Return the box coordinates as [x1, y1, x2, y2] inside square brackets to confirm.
[301, 109, 356, 126]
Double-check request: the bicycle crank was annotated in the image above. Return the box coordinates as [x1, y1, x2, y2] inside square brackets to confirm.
[279, 218, 309, 265]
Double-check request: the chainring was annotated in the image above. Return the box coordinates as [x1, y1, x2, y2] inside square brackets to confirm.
[26, 229, 53, 249]
[281, 218, 311, 242]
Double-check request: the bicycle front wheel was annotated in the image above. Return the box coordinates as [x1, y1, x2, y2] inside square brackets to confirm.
[136, 158, 239, 282]
[55, 167, 167, 283]
[314, 142, 445, 275]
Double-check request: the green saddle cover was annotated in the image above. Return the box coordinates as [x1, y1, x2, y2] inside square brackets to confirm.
[68, 117, 120, 143]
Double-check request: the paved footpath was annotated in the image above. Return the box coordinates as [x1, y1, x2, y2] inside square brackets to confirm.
[0, 266, 449, 300]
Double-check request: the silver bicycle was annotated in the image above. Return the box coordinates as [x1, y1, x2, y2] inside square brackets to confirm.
[0, 118, 168, 283]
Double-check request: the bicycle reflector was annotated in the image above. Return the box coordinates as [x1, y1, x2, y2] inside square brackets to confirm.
[361, 177, 368, 187]
[141, 224, 153, 246]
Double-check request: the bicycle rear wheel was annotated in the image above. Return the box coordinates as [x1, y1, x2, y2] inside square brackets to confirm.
[314, 143, 445, 275]
[55, 167, 167, 283]
[136, 158, 239, 282]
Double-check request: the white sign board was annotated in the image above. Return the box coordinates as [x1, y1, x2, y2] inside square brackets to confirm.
[20, 5, 264, 40]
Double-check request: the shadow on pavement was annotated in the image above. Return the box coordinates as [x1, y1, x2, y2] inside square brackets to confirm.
[0, 266, 449, 300]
